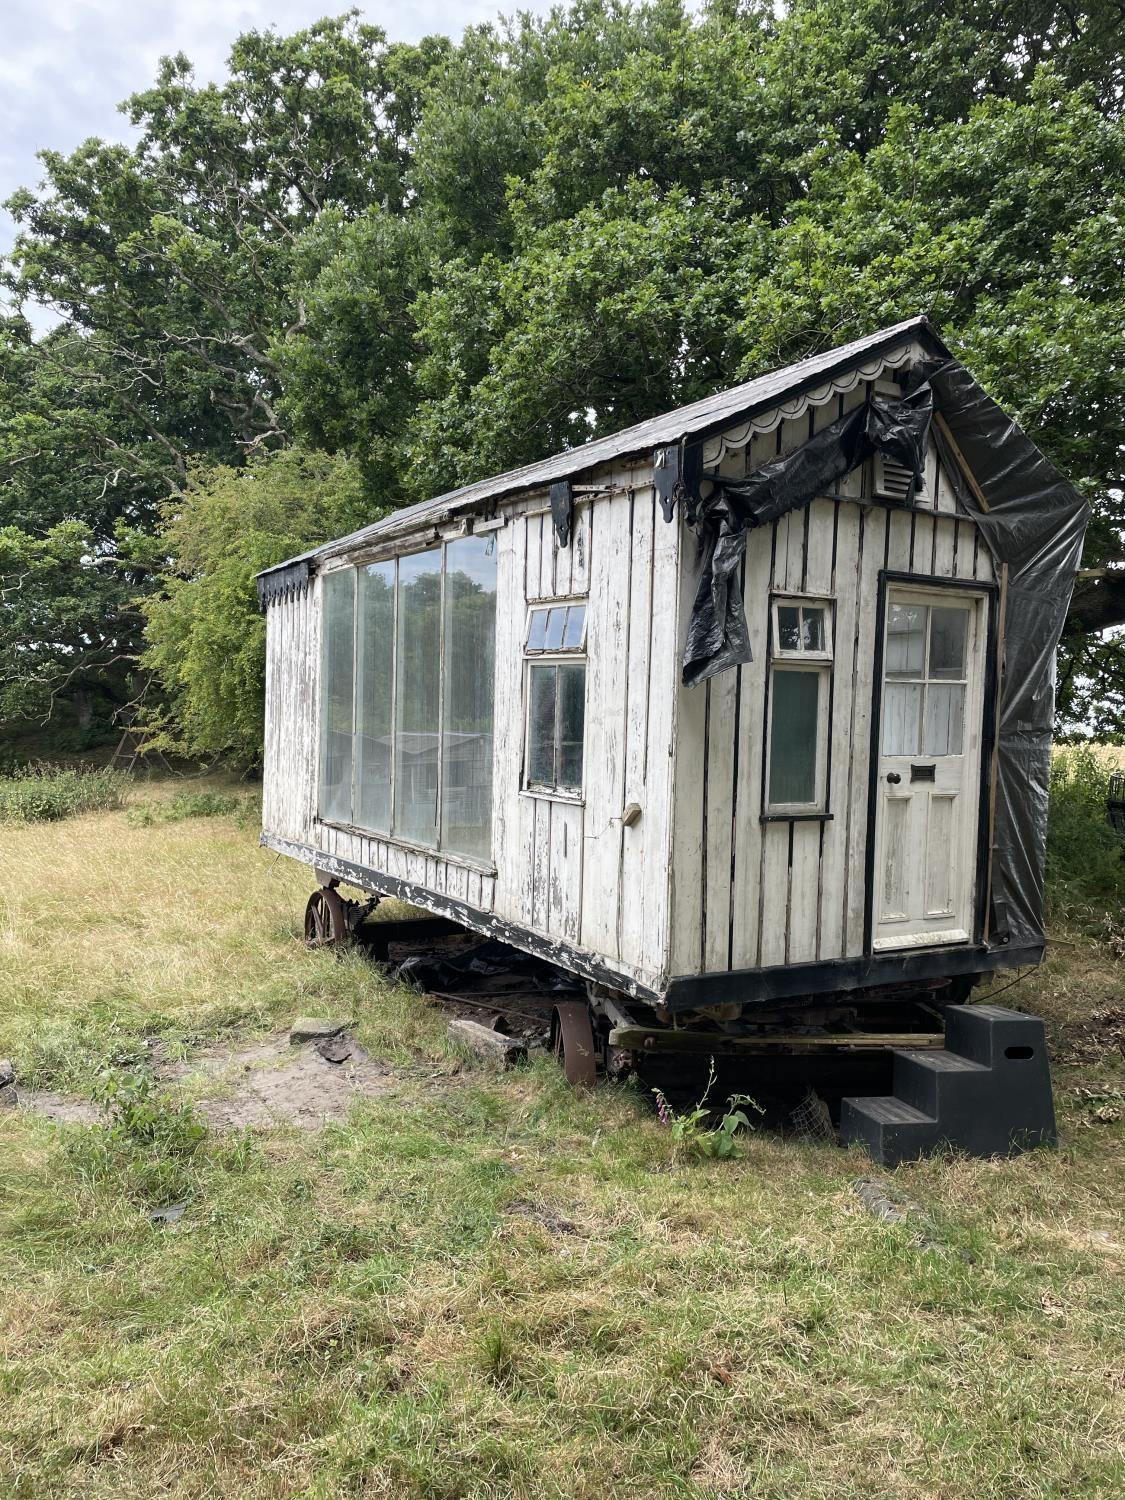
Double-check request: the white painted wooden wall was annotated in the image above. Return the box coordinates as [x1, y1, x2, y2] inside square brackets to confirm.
[261, 461, 682, 994]
[262, 351, 996, 995]
[667, 384, 995, 978]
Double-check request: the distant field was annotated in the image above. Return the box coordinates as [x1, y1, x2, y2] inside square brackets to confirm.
[1, 783, 1124, 1498]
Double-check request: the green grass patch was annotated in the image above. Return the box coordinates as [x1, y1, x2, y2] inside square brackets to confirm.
[0, 779, 1123, 1497]
[0, 763, 131, 822]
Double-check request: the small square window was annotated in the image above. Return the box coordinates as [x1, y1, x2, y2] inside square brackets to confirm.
[771, 598, 831, 660]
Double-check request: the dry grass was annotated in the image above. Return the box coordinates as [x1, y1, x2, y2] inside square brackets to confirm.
[1, 785, 1124, 1497]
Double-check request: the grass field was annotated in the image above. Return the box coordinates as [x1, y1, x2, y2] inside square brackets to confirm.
[1, 781, 1124, 1498]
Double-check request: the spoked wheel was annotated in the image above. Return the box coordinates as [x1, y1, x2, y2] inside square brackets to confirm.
[551, 1001, 597, 1087]
[303, 886, 350, 951]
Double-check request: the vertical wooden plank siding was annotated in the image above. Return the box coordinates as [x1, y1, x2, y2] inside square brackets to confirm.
[619, 484, 659, 968]
[580, 483, 632, 960]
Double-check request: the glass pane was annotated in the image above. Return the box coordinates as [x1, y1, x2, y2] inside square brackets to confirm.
[563, 604, 586, 649]
[882, 681, 923, 757]
[886, 603, 927, 677]
[929, 607, 968, 680]
[556, 663, 586, 790]
[319, 570, 354, 824]
[768, 668, 820, 806]
[393, 550, 441, 845]
[441, 535, 497, 860]
[355, 562, 394, 831]
[526, 609, 548, 651]
[528, 666, 557, 785]
[776, 605, 801, 651]
[544, 607, 566, 650]
[923, 683, 966, 756]
[801, 607, 825, 652]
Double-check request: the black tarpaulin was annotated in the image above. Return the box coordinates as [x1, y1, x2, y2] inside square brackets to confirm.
[920, 359, 1088, 949]
[681, 388, 934, 687]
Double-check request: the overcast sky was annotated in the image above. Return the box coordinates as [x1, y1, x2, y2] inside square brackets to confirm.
[0, 0, 550, 325]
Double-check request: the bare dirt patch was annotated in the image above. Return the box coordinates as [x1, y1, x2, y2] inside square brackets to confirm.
[17, 1091, 103, 1125]
[15, 1031, 398, 1132]
[165, 1031, 396, 1129]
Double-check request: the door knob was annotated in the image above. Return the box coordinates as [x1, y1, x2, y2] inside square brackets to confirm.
[886, 772, 902, 784]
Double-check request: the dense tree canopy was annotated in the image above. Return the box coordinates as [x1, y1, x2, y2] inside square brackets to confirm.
[1, 1, 1122, 753]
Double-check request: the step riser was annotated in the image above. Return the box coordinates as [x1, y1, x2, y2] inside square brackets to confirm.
[838, 1101, 937, 1167]
[893, 1055, 986, 1116]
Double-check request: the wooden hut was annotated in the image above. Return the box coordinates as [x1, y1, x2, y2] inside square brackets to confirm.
[258, 317, 1087, 1160]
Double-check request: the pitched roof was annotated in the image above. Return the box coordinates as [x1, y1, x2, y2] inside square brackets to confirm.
[259, 315, 946, 582]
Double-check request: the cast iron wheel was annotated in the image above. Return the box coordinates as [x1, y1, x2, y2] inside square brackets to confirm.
[551, 1001, 597, 1087]
[303, 887, 350, 951]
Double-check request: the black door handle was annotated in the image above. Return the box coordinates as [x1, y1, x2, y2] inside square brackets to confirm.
[886, 772, 902, 784]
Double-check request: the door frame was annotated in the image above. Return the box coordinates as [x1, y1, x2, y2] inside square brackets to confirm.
[863, 570, 1000, 956]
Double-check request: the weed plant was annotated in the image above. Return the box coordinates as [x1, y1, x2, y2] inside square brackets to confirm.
[0, 762, 131, 821]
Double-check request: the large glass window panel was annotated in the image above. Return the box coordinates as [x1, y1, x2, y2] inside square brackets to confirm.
[355, 562, 395, 831]
[886, 603, 926, 677]
[556, 663, 586, 790]
[929, 607, 968, 680]
[527, 666, 557, 785]
[883, 681, 923, 757]
[319, 569, 355, 824]
[923, 682, 966, 756]
[441, 535, 498, 860]
[393, 549, 442, 845]
[768, 668, 820, 806]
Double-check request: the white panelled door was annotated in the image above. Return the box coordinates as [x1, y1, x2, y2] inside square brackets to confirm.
[873, 586, 987, 951]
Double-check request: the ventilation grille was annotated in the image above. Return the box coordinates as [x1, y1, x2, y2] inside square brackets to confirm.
[873, 451, 919, 504]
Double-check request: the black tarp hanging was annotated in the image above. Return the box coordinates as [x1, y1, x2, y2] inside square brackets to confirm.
[680, 386, 934, 688]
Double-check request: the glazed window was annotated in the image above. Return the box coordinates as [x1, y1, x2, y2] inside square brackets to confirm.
[765, 597, 833, 814]
[524, 602, 586, 795]
[882, 601, 970, 758]
[317, 534, 498, 863]
[525, 602, 586, 653]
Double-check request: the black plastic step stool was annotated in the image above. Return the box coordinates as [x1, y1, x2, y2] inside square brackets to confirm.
[840, 1005, 1056, 1166]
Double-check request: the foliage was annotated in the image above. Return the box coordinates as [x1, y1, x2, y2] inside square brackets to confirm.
[1045, 746, 1125, 929]
[3, 0, 1124, 750]
[0, 762, 131, 821]
[140, 448, 371, 765]
[91, 1062, 206, 1156]
[653, 1060, 762, 1161]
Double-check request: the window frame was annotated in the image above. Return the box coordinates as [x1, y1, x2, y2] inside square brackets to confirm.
[763, 594, 835, 819]
[314, 534, 499, 871]
[524, 601, 587, 655]
[522, 598, 588, 802]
